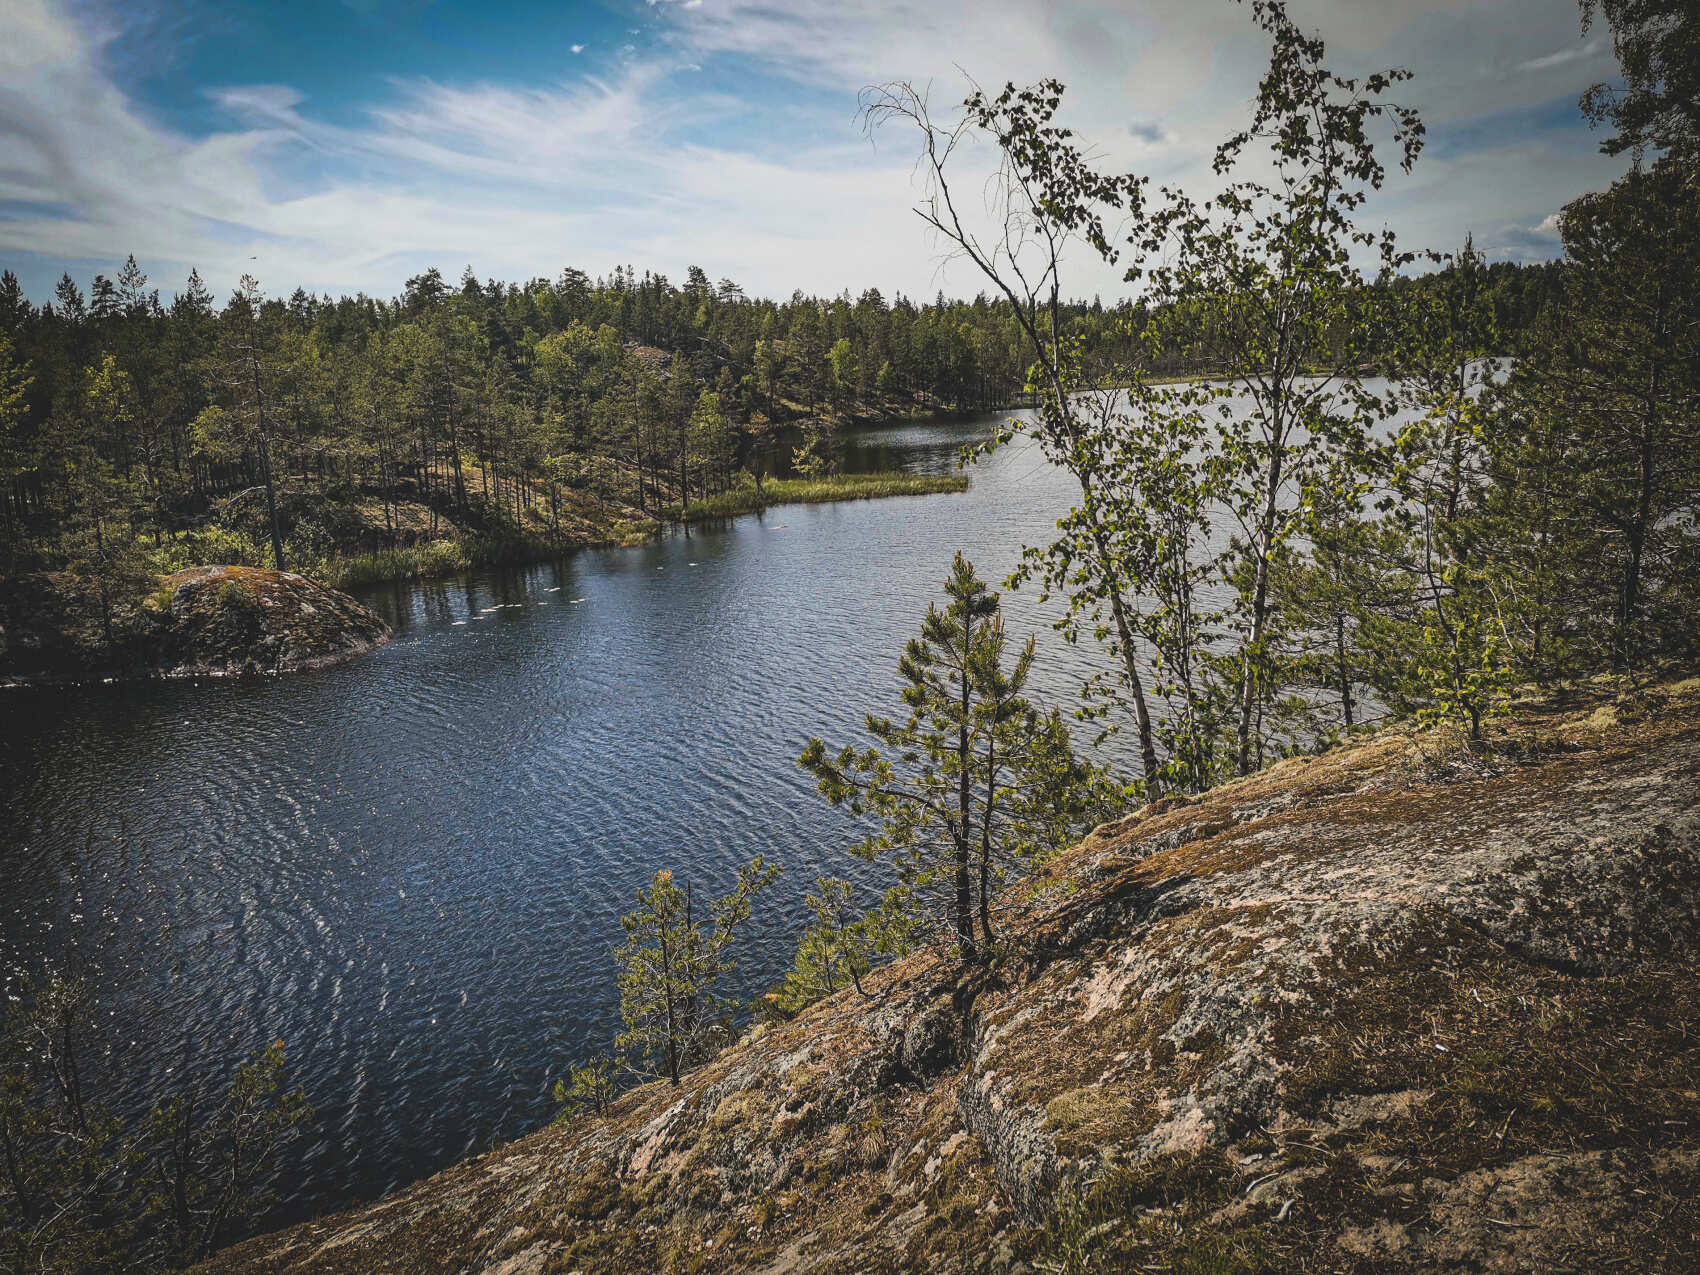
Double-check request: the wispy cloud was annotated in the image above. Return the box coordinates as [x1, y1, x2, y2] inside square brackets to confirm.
[0, 0, 939, 301]
[1515, 38, 1604, 74]
[0, 0, 1638, 305]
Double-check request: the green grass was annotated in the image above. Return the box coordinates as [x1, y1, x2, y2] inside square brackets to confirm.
[679, 472, 967, 522]
[317, 539, 477, 590]
[138, 472, 968, 593]
[317, 475, 967, 585]
[314, 534, 568, 590]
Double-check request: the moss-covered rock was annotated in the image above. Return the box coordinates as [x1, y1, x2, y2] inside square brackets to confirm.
[0, 565, 390, 684]
[196, 683, 1700, 1274]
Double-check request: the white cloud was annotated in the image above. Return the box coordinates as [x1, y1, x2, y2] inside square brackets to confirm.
[0, 0, 945, 301]
[0, 0, 1636, 306]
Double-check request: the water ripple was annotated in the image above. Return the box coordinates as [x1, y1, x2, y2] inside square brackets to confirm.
[0, 399, 1417, 1230]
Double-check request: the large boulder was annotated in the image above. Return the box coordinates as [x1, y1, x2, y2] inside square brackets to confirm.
[0, 565, 391, 684]
[138, 565, 392, 677]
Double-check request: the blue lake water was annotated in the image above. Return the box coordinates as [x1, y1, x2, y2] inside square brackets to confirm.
[2, 411, 1129, 1229]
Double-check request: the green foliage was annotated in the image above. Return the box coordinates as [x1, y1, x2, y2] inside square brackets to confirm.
[680, 471, 964, 521]
[0, 329, 32, 566]
[0, 171, 1565, 597]
[142, 525, 266, 575]
[1480, 157, 1700, 677]
[790, 435, 826, 479]
[1133, 0, 1421, 776]
[137, 1042, 311, 1267]
[769, 876, 882, 1014]
[0, 976, 136, 1275]
[827, 337, 857, 404]
[1273, 513, 1398, 739]
[1580, 0, 1700, 158]
[800, 553, 1119, 960]
[2, 248, 1057, 586]
[551, 1052, 618, 1125]
[614, 857, 781, 1085]
[1343, 236, 1519, 739]
[864, 77, 1169, 787]
[0, 975, 309, 1274]
[1013, 359, 1235, 792]
[863, 3, 1695, 796]
[872, 2, 1434, 789]
[765, 879, 924, 1022]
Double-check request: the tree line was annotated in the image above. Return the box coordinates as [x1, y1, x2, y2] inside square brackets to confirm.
[0, 230, 1562, 593]
[0, 259, 1066, 583]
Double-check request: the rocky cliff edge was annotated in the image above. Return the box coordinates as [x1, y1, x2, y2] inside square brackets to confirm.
[200, 681, 1700, 1274]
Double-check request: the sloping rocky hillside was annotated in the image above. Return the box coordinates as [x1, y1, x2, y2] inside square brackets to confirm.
[0, 565, 390, 684]
[200, 681, 1700, 1274]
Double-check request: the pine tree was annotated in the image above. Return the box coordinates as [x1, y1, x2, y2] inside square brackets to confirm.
[613, 857, 780, 1085]
[1492, 158, 1700, 669]
[770, 876, 877, 1013]
[550, 1053, 618, 1123]
[221, 276, 288, 570]
[0, 330, 33, 569]
[800, 553, 1115, 959]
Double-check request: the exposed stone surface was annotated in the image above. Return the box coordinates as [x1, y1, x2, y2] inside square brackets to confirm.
[0, 565, 390, 684]
[197, 682, 1700, 1274]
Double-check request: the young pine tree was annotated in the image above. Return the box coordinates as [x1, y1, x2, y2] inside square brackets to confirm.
[770, 876, 877, 1014]
[799, 553, 1118, 961]
[613, 857, 780, 1085]
[550, 1053, 618, 1124]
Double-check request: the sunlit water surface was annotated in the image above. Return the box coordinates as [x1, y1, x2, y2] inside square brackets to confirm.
[0, 411, 1136, 1230]
[1, 384, 1424, 1232]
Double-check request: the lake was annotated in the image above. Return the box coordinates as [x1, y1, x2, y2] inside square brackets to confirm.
[1, 410, 1132, 1230]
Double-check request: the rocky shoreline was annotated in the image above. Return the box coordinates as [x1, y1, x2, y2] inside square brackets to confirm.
[0, 565, 391, 687]
[194, 681, 1700, 1274]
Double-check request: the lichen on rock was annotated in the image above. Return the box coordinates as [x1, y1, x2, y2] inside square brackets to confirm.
[1, 565, 391, 685]
[141, 565, 392, 677]
[195, 681, 1700, 1274]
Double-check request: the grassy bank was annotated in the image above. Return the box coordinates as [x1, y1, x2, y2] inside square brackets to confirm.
[312, 472, 965, 589]
[310, 524, 661, 591]
[679, 471, 967, 522]
[315, 538, 506, 591]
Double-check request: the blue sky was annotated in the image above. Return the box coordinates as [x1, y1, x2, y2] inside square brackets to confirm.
[1, 0, 1632, 306]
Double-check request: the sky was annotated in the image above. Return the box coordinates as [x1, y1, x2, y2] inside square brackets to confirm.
[0, 0, 1633, 307]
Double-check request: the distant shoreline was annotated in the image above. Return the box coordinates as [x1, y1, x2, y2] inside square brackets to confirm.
[276, 469, 968, 593]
